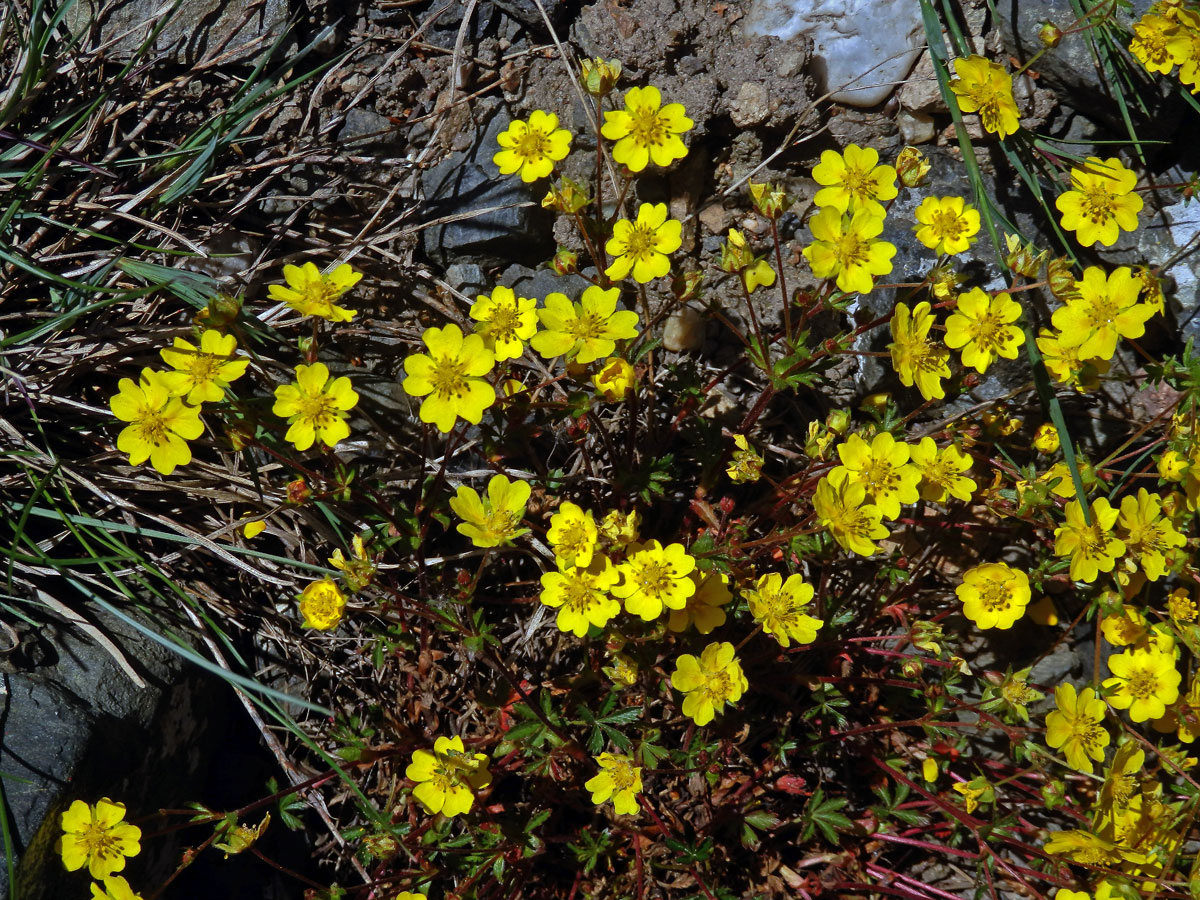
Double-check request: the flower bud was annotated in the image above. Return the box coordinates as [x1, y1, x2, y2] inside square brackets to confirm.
[895, 146, 931, 188]
[720, 228, 756, 273]
[1032, 423, 1060, 454]
[552, 247, 578, 275]
[672, 270, 704, 303]
[593, 356, 636, 402]
[826, 409, 852, 435]
[287, 478, 311, 505]
[1037, 21, 1063, 48]
[1047, 257, 1080, 303]
[542, 177, 590, 214]
[196, 292, 243, 330]
[748, 180, 792, 219]
[1003, 233, 1046, 279]
[580, 57, 622, 96]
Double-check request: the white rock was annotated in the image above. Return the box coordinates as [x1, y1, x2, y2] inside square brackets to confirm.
[896, 109, 936, 145]
[743, 0, 925, 108]
[663, 307, 706, 352]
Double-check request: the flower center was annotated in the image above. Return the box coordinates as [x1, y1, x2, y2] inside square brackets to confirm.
[557, 522, 591, 558]
[628, 105, 668, 147]
[430, 356, 470, 399]
[622, 224, 658, 259]
[834, 232, 870, 269]
[842, 164, 873, 200]
[608, 763, 637, 792]
[79, 822, 123, 862]
[979, 579, 1011, 612]
[562, 575, 600, 614]
[1125, 666, 1159, 700]
[137, 410, 171, 447]
[970, 312, 1008, 351]
[515, 127, 552, 162]
[860, 459, 900, 497]
[488, 305, 522, 339]
[930, 209, 966, 242]
[1081, 183, 1119, 224]
[566, 312, 607, 342]
[704, 668, 734, 704]
[1079, 524, 1109, 561]
[635, 559, 674, 598]
[297, 390, 339, 427]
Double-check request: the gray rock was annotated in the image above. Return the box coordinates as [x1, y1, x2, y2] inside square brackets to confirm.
[499, 264, 588, 301]
[420, 113, 555, 268]
[64, 0, 289, 64]
[336, 109, 400, 151]
[445, 263, 490, 295]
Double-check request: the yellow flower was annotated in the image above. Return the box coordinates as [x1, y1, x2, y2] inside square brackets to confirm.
[449, 474, 530, 548]
[89, 875, 143, 900]
[601, 85, 693, 172]
[1045, 683, 1110, 773]
[470, 286, 538, 361]
[1174, 9, 1200, 91]
[593, 357, 636, 401]
[159, 329, 249, 404]
[671, 641, 748, 726]
[952, 777, 993, 814]
[1036, 327, 1110, 392]
[1055, 157, 1143, 248]
[493, 110, 572, 182]
[944, 287, 1025, 374]
[727, 433, 764, 483]
[243, 519, 267, 539]
[1169, 587, 1197, 624]
[1055, 891, 1090, 900]
[922, 757, 938, 783]
[721, 228, 776, 292]
[605, 202, 682, 283]
[59, 798, 141, 879]
[547, 501, 598, 568]
[949, 55, 1021, 138]
[803, 208, 896, 295]
[267, 261, 360, 322]
[1130, 13, 1181, 74]
[744, 572, 824, 648]
[539, 556, 621, 637]
[667, 571, 732, 634]
[1157, 449, 1188, 482]
[832, 432, 920, 520]
[406, 736, 491, 817]
[811, 143, 898, 217]
[1100, 605, 1149, 647]
[910, 437, 976, 503]
[913, 196, 980, 255]
[895, 145, 931, 188]
[1055, 497, 1126, 583]
[813, 469, 890, 557]
[888, 301, 950, 401]
[530, 285, 640, 364]
[402, 324, 496, 433]
[584, 753, 643, 815]
[297, 578, 346, 631]
[1118, 488, 1186, 581]
[272, 362, 359, 451]
[613, 540, 697, 620]
[109, 369, 205, 475]
[1033, 423, 1060, 454]
[1104, 647, 1181, 722]
[1051, 266, 1154, 362]
[599, 509, 640, 548]
[956, 562, 1031, 629]
[1043, 829, 1131, 866]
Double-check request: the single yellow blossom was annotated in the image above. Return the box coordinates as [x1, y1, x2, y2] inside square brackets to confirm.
[59, 799, 141, 879]
[811, 143, 898, 216]
[667, 571, 732, 634]
[584, 753, 643, 815]
[888, 301, 950, 401]
[547, 501, 598, 568]
[1119, 488, 1186, 581]
[539, 557, 621, 637]
[1036, 327, 1110, 392]
[944, 287, 1025, 374]
[913, 196, 980, 255]
[949, 55, 1021, 138]
[671, 641, 748, 726]
[601, 85, 693, 172]
[599, 509, 640, 548]
[1104, 647, 1181, 722]
[406, 736, 491, 817]
[267, 261, 360, 322]
[1051, 266, 1154, 362]
[1130, 14, 1181, 74]
[470, 286, 538, 361]
[1169, 587, 1197, 624]
[745, 572, 824, 647]
[813, 469, 890, 557]
[1055, 157, 1143, 248]
[956, 562, 1031, 629]
[605, 202, 682, 283]
[952, 777, 993, 814]
[833, 432, 920, 520]
[449, 474, 531, 548]
[530, 285, 640, 364]
[1055, 497, 1126, 583]
[159, 329, 249, 404]
[493, 110, 572, 182]
[910, 437, 976, 503]
[272, 362, 358, 451]
[1100, 605, 1149, 647]
[109, 369, 204, 475]
[1033, 423, 1060, 454]
[593, 357, 636, 401]
[297, 578, 346, 631]
[1045, 683, 1110, 773]
[612, 540, 697, 620]
[402, 324, 496, 433]
[1158, 449, 1188, 482]
[895, 145, 931, 188]
[803, 207, 896, 295]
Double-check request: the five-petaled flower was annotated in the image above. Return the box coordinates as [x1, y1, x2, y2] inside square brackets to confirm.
[1044, 683, 1110, 773]
[450, 474, 531, 548]
[956, 562, 1031, 629]
[470, 286, 538, 361]
[832, 432, 920, 521]
[406, 736, 491, 817]
[584, 753, 643, 815]
[888, 301, 950, 401]
[59, 798, 141, 879]
[268, 262, 361, 322]
[297, 577, 346, 631]
[913, 196, 980, 256]
[539, 556, 620, 637]
[1051, 265, 1154, 361]
[601, 86, 693, 172]
[613, 539, 697, 619]
[1055, 157, 1143, 248]
[1118, 488, 1186, 581]
[547, 501, 598, 568]
[159, 329, 249, 404]
[493, 110, 572, 182]
[272, 362, 359, 451]
[813, 469, 890, 557]
[402, 324, 497, 433]
[1054, 497, 1126, 583]
[949, 55, 1021, 138]
[1104, 647, 1181, 723]
[604, 202, 682, 283]
[745, 572, 824, 648]
[530, 285, 640, 364]
[910, 437, 976, 503]
[803, 208, 896, 295]
[811, 144, 898, 217]
[110, 368, 205, 475]
[944, 287, 1025, 374]
[671, 641, 748, 725]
